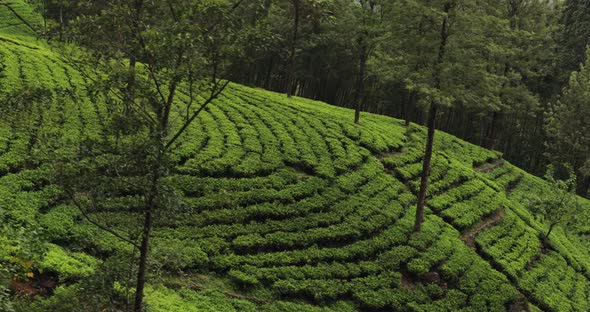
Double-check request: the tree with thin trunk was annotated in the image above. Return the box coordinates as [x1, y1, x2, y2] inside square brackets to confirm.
[353, 0, 382, 124]
[286, 0, 300, 97]
[528, 164, 580, 243]
[283, 0, 334, 98]
[414, 1, 452, 232]
[377, 0, 510, 232]
[55, 1, 243, 311]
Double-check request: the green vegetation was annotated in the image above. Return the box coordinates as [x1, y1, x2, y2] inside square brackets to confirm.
[1, 0, 590, 311]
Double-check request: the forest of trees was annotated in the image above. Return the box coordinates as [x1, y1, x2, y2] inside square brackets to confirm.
[30, 0, 590, 198]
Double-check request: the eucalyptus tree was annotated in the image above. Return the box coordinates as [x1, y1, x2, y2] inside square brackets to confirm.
[58, 1, 242, 310]
[286, 0, 301, 97]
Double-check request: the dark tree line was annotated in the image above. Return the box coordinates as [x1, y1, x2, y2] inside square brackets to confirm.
[223, 0, 589, 198]
[29, 0, 590, 216]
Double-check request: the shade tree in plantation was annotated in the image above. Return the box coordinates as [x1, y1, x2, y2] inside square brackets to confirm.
[224, 0, 280, 88]
[55, 1, 241, 311]
[528, 164, 580, 242]
[286, 0, 301, 98]
[379, 0, 510, 231]
[482, 0, 543, 151]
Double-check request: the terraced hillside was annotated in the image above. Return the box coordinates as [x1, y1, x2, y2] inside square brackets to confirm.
[2, 2, 590, 311]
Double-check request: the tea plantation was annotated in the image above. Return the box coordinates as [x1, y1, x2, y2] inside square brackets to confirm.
[2, 2, 590, 311]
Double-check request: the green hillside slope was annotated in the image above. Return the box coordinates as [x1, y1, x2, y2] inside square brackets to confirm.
[1, 2, 590, 311]
[0, 0, 42, 42]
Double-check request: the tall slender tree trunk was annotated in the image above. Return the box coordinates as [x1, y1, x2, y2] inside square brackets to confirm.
[264, 56, 274, 90]
[406, 91, 416, 126]
[478, 116, 486, 146]
[133, 214, 152, 312]
[414, 103, 438, 232]
[130, 4, 147, 309]
[401, 91, 409, 125]
[134, 169, 159, 312]
[354, 43, 368, 124]
[127, 0, 143, 108]
[286, 0, 300, 98]
[414, 2, 451, 232]
[42, 0, 47, 34]
[485, 111, 502, 150]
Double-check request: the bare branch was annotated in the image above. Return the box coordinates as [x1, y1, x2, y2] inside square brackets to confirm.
[160, 48, 185, 129]
[164, 80, 229, 151]
[148, 64, 167, 105]
[65, 189, 140, 250]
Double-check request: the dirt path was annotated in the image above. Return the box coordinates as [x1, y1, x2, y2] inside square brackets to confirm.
[458, 209, 551, 311]
[475, 159, 505, 173]
[461, 209, 505, 249]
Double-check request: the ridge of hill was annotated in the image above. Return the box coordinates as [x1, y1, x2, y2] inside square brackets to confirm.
[2, 2, 590, 311]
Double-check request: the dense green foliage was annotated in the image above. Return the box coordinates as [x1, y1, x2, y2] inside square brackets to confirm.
[546, 49, 590, 196]
[1, 1, 590, 311]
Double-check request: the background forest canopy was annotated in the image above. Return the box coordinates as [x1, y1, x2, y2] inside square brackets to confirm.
[19, 0, 590, 197]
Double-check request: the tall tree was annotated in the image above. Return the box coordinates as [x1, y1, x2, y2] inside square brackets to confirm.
[286, 0, 301, 97]
[353, 0, 383, 124]
[284, 0, 333, 97]
[59, 1, 241, 310]
[414, 1, 453, 232]
[380, 0, 508, 231]
[477, 0, 558, 177]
